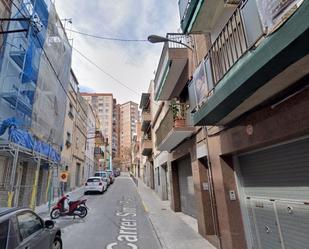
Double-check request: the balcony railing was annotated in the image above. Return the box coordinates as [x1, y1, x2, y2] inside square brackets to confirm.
[209, 7, 248, 85]
[189, 1, 263, 111]
[154, 33, 191, 100]
[156, 103, 193, 150]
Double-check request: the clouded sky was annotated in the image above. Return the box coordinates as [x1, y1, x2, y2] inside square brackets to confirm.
[55, 0, 180, 104]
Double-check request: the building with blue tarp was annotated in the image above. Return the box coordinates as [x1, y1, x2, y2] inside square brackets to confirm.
[0, 0, 72, 208]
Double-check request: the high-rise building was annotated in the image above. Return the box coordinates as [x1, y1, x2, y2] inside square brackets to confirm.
[119, 101, 139, 171]
[112, 100, 120, 167]
[81, 93, 113, 151]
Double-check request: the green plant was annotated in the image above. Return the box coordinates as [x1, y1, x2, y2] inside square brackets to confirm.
[171, 100, 186, 120]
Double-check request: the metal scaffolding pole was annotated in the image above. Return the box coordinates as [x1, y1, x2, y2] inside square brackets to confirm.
[30, 155, 41, 210]
[7, 147, 19, 207]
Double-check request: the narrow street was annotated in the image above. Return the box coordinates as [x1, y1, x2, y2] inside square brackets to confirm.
[54, 175, 161, 249]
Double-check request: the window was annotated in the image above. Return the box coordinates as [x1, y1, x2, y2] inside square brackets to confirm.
[67, 132, 71, 142]
[0, 219, 9, 249]
[68, 103, 74, 119]
[17, 212, 43, 240]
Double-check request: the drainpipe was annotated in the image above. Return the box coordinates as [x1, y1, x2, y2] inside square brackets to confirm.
[202, 127, 222, 249]
[191, 33, 222, 248]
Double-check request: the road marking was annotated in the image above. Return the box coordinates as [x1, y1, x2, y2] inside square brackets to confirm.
[106, 197, 139, 249]
[142, 201, 148, 213]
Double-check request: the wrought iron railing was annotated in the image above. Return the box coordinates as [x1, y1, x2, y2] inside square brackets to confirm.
[166, 33, 192, 49]
[208, 6, 248, 86]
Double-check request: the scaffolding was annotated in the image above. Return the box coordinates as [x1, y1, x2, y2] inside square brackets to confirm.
[0, 140, 60, 208]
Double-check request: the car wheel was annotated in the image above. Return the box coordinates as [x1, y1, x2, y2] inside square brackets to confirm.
[52, 236, 62, 249]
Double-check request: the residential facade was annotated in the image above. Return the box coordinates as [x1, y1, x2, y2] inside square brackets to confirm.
[60, 71, 78, 192]
[0, 0, 72, 208]
[84, 104, 96, 181]
[81, 93, 113, 148]
[140, 83, 155, 189]
[131, 121, 141, 178]
[142, 1, 309, 249]
[72, 93, 88, 188]
[112, 99, 121, 167]
[119, 101, 139, 171]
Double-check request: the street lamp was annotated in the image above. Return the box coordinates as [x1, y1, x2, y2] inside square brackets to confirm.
[147, 34, 194, 51]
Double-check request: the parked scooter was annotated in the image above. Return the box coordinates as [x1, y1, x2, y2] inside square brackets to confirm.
[50, 195, 88, 219]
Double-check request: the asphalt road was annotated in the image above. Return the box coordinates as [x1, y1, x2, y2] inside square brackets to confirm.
[53, 175, 161, 249]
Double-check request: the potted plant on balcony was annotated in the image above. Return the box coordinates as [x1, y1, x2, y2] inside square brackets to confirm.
[171, 100, 186, 128]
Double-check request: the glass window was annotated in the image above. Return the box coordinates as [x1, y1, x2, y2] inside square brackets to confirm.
[17, 212, 43, 240]
[0, 219, 9, 249]
[87, 178, 100, 182]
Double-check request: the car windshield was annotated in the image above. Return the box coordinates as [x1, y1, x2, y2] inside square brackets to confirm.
[87, 178, 100, 182]
[94, 173, 106, 177]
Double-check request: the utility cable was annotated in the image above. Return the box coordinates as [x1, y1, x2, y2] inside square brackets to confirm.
[73, 47, 142, 97]
[11, 1, 150, 101]
[65, 28, 148, 42]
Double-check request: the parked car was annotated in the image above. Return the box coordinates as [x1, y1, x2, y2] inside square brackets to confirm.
[84, 177, 107, 194]
[113, 168, 120, 177]
[0, 207, 62, 249]
[106, 170, 115, 184]
[94, 171, 110, 186]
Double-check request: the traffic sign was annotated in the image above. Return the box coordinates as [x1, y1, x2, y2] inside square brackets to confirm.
[60, 171, 69, 182]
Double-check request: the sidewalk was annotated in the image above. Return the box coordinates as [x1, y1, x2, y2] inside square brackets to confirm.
[137, 180, 216, 249]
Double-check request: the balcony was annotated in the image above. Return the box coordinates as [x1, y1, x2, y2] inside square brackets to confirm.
[141, 137, 152, 156]
[179, 0, 238, 34]
[156, 103, 195, 152]
[189, 0, 309, 125]
[154, 34, 191, 101]
[141, 110, 151, 132]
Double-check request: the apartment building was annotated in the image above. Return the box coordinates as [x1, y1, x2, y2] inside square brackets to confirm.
[140, 83, 155, 189]
[112, 99, 121, 167]
[119, 101, 139, 171]
[0, 0, 72, 208]
[131, 121, 141, 178]
[61, 71, 78, 192]
[72, 93, 88, 188]
[81, 93, 113, 148]
[145, 1, 309, 249]
[84, 104, 96, 180]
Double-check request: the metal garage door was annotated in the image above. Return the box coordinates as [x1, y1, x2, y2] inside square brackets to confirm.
[177, 156, 196, 218]
[238, 138, 309, 249]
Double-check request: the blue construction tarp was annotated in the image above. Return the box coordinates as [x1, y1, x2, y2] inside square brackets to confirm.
[0, 117, 61, 162]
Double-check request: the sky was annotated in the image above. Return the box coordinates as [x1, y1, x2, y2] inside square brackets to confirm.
[54, 0, 180, 104]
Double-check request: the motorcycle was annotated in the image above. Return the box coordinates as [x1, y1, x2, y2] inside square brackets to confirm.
[50, 195, 88, 219]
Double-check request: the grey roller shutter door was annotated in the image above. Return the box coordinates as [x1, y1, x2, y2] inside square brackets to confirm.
[178, 156, 196, 218]
[238, 138, 309, 249]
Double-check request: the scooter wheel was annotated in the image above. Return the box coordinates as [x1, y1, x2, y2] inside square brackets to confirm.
[78, 206, 87, 218]
[50, 208, 61, 219]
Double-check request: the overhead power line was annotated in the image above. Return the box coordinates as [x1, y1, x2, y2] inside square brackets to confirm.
[65, 28, 148, 42]
[73, 47, 142, 97]
[11, 1, 155, 115]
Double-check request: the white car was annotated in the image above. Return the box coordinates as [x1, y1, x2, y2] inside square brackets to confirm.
[84, 177, 107, 194]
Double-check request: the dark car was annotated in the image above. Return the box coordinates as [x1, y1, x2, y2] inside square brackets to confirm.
[113, 168, 120, 177]
[0, 207, 62, 249]
[106, 170, 115, 184]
